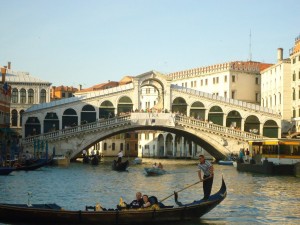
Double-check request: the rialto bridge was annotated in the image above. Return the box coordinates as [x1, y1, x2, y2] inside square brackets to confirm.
[21, 71, 281, 160]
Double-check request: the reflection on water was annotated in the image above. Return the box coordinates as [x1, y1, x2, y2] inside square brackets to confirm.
[1, 158, 300, 225]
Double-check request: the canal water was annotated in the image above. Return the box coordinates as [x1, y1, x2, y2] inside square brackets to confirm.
[0, 158, 300, 225]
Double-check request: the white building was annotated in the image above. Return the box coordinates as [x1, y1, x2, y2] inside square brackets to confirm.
[261, 48, 292, 134]
[290, 35, 300, 132]
[1, 62, 52, 135]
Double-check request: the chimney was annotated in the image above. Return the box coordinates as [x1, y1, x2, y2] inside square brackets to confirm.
[7, 61, 11, 70]
[1, 67, 6, 83]
[277, 48, 283, 62]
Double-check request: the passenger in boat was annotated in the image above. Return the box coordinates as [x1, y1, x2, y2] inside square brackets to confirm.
[141, 195, 151, 208]
[158, 162, 163, 169]
[198, 155, 214, 201]
[126, 192, 143, 209]
[152, 162, 158, 168]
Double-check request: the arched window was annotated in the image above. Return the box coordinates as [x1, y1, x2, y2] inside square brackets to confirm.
[12, 88, 18, 103]
[40, 89, 46, 103]
[20, 88, 26, 103]
[28, 89, 34, 104]
[11, 109, 18, 126]
[20, 110, 25, 127]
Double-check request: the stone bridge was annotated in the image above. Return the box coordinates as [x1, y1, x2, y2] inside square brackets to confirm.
[22, 113, 263, 160]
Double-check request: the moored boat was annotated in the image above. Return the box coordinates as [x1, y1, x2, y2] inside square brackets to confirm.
[0, 178, 227, 224]
[218, 160, 234, 166]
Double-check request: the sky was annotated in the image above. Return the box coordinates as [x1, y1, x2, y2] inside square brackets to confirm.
[1, 0, 300, 88]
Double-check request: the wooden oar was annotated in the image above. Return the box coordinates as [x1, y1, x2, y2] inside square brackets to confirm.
[159, 180, 201, 203]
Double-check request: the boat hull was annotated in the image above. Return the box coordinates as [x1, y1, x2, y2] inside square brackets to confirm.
[0, 179, 227, 224]
[237, 161, 295, 175]
[144, 167, 166, 176]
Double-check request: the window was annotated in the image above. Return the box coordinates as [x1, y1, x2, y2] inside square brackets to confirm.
[232, 75, 236, 82]
[12, 88, 18, 103]
[112, 143, 115, 151]
[120, 143, 124, 151]
[191, 81, 193, 87]
[293, 108, 296, 118]
[145, 133, 149, 140]
[205, 79, 208, 85]
[213, 78, 215, 84]
[224, 91, 227, 98]
[231, 91, 235, 99]
[256, 93, 259, 102]
[255, 77, 259, 85]
[11, 109, 18, 126]
[293, 88, 296, 100]
[293, 72, 296, 81]
[20, 88, 26, 103]
[216, 77, 219, 84]
[224, 76, 227, 83]
[104, 143, 107, 150]
[62, 93, 66, 98]
[201, 80, 203, 86]
[40, 89, 46, 103]
[28, 89, 34, 104]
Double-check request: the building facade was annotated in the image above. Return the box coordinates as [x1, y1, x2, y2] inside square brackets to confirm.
[1, 62, 52, 135]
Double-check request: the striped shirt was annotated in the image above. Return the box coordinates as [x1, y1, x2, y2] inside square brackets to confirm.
[198, 160, 212, 176]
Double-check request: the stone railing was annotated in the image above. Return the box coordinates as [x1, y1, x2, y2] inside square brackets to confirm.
[175, 114, 263, 140]
[22, 113, 262, 146]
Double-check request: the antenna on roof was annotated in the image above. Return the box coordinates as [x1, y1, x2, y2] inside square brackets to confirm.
[248, 29, 252, 61]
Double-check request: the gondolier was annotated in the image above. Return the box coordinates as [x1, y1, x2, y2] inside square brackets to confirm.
[197, 154, 214, 201]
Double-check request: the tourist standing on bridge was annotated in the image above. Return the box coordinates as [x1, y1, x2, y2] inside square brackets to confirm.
[197, 155, 214, 201]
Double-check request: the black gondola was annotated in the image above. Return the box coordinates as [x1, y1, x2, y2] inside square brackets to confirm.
[0, 177, 227, 224]
[112, 160, 129, 171]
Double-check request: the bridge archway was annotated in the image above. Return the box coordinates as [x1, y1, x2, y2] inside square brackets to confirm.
[263, 120, 279, 137]
[172, 97, 187, 115]
[44, 112, 59, 133]
[190, 101, 206, 120]
[99, 100, 115, 119]
[25, 117, 40, 137]
[62, 108, 78, 128]
[244, 115, 260, 134]
[140, 78, 164, 110]
[117, 96, 133, 115]
[226, 110, 242, 129]
[208, 106, 224, 125]
[81, 104, 96, 124]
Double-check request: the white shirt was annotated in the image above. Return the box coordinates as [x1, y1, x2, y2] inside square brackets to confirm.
[118, 151, 123, 158]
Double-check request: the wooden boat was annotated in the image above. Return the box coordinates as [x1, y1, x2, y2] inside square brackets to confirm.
[112, 160, 129, 171]
[0, 178, 227, 224]
[0, 167, 15, 175]
[144, 167, 166, 176]
[218, 160, 234, 166]
[15, 158, 53, 171]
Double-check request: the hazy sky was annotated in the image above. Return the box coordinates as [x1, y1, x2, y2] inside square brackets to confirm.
[1, 0, 300, 88]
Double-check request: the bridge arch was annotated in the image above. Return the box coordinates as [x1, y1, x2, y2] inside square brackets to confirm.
[117, 96, 133, 115]
[208, 106, 224, 125]
[62, 108, 78, 129]
[99, 100, 115, 119]
[81, 104, 96, 124]
[244, 115, 260, 134]
[263, 120, 279, 138]
[44, 112, 59, 133]
[226, 110, 242, 129]
[25, 117, 40, 137]
[190, 101, 206, 120]
[172, 97, 187, 114]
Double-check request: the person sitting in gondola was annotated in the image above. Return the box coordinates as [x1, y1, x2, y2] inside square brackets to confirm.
[126, 192, 143, 209]
[141, 195, 151, 208]
[158, 162, 163, 169]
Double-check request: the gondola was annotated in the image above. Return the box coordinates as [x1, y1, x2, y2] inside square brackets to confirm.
[0, 177, 227, 225]
[15, 158, 53, 171]
[0, 167, 15, 175]
[144, 167, 166, 176]
[112, 160, 129, 171]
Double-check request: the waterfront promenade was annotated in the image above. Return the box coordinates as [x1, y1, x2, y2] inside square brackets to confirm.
[0, 158, 299, 224]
